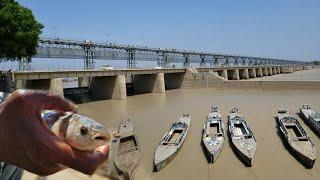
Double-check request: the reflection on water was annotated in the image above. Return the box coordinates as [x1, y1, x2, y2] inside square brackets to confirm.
[67, 88, 320, 180]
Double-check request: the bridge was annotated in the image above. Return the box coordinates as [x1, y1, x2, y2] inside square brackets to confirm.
[1, 37, 311, 99]
[9, 65, 310, 100]
[22, 37, 307, 70]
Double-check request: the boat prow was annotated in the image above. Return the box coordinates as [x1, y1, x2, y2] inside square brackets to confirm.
[232, 138, 256, 166]
[290, 140, 317, 168]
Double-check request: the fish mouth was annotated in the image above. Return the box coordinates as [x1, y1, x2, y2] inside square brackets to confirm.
[93, 133, 110, 142]
[94, 135, 107, 141]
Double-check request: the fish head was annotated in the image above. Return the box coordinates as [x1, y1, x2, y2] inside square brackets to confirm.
[65, 113, 110, 151]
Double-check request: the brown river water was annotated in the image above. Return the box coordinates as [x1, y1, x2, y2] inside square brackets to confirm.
[57, 88, 319, 180]
[22, 69, 320, 180]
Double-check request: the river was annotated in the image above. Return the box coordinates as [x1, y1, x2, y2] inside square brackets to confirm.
[21, 72, 320, 180]
[70, 88, 320, 180]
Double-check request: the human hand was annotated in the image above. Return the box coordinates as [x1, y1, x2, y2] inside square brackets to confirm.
[0, 90, 109, 176]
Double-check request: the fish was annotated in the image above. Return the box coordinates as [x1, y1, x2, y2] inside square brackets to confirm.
[42, 110, 111, 151]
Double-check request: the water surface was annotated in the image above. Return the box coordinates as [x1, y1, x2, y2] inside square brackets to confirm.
[75, 88, 320, 180]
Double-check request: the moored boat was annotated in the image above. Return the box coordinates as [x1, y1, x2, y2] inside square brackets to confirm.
[113, 117, 141, 180]
[154, 114, 191, 171]
[300, 104, 320, 136]
[277, 109, 317, 168]
[202, 106, 225, 163]
[228, 108, 256, 166]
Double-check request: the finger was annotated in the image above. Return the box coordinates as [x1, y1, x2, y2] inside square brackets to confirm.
[13, 90, 77, 113]
[55, 143, 109, 175]
[42, 111, 67, 128]
[70, 144, 109, 175]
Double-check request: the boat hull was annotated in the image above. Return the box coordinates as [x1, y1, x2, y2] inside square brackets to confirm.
[300, 109, 320, 136]
[228, 110, 256, 167]
[290, 143, 316, 168]
[201, 139, 223, 163]
[230, 138, 254, 167]
[113, 118, 141, 179]
[154, 147, 180, 172]
[153, 114, 191, 172]
[202, 109, 225, 164]
[277, 113, 317, 169]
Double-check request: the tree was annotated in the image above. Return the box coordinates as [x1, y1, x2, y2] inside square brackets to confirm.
[0, 0, 43, 61]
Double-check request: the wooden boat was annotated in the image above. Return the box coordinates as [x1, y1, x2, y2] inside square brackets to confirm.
[154, 114, 191, 171]
[202, 106, 224, 163]
[277, 109, 317, 168]
[300, 104, 320, 136]
[113, 117, 141, 179]
[228, 108, 256, 166]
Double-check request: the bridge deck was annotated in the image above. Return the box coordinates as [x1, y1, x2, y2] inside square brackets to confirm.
[11, 66, 299, 80]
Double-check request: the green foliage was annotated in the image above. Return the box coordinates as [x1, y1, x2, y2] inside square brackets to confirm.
[312, 61, 320, 65]
[0, 0, 43, 61]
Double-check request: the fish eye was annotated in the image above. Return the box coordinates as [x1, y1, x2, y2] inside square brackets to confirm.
[80, 126, 88, 135]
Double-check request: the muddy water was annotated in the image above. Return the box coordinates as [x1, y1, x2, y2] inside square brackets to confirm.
[73, 88, 320, 180]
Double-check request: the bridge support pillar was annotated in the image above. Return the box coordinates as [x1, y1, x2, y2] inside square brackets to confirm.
[50, 78, 64, 96]
[78, 77, 90, 87]
[90, 75, 127, 100]
[272, 67, 277, 74]
[303, 66, 312, 70]
[268, 67, 273, 75]
[218, 69, 228, 80]
[293, 66, 300, 71]
[153, 73, 165, 93]
[280, 66, 293, 73]
[16, 80, 26, 89]
[263, 68, 268, 76]
[256, 68, 263, 77]
[249, 68, 256, 78]
[277, 67, 281, 74]
[289, 67, 294, 73]
[133, 73, 165, 93]
[228, 69, 240, 80]
[240, 69, 249, 79]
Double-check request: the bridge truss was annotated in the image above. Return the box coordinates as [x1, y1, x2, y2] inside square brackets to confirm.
[33, 38, 305, 70]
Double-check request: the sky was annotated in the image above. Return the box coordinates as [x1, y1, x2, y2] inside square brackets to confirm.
[17, 0, 320, 61]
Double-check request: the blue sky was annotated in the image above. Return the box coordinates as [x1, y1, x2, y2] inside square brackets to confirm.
[18, 0, 320, 61]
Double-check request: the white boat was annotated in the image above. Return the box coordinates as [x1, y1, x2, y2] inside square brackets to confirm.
[300, 104, 320, 136]
[154, 114, 191, 171]
[228, 108, 256, 166]
[113, 118, 141, 179]
[277, 109, 316, 168]
[202, 106, 224, 163]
